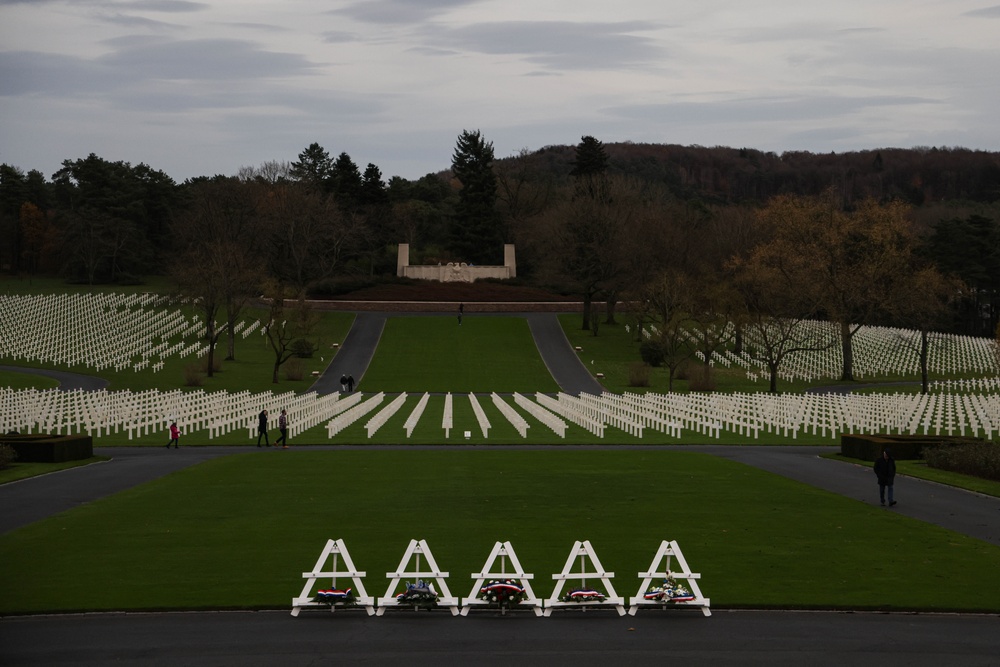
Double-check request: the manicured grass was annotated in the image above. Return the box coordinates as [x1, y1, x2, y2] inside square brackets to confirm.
[827, 454, 1000, 499]
[0, 370, 59, 391]
[0, 457, 110, 485]
[2, 450, 999, 614]
[361, 317, 559, 393]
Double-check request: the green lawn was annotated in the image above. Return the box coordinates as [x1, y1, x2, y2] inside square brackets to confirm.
[0, 456, 110, 485]
[2, 450, 998, 615]
[361, 317, 559, 393]
[0, 370, 59, 391]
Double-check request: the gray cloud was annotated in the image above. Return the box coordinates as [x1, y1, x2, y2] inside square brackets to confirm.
[0, 51, 116, 96]
[422, 21, 665, 70]
[96, 38, 318, 81]
[604, 95, 940, 125]
[322, 31, 360, 44]
[964, 5, 1000, 17]
[332, 0, 482, 25]
[0, 39, 318, 98]
[115, 0, 206, 11]
[97, 12, 181, 29]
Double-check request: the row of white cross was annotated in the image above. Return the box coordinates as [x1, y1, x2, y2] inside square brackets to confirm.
[0, 292, 261, 373]
[636, 320, 999, 383]
[3, 387, 998, 441]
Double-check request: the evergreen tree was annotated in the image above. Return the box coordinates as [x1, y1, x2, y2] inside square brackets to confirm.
[289, 143, 333, 192]
[360, 163, 388, 206]
[332, 152, 362, 210]
[570, 135, 609, 177]
[450, 129, 501, 264]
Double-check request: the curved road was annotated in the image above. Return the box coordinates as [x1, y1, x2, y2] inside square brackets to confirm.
[3, 313, 1000, 664]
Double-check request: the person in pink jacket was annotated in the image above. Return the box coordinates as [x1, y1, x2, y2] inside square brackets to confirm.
[166, 421, 180, 449]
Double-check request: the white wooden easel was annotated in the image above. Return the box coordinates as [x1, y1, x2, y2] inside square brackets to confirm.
[461, 541, 543, 616]
[628, 539, 711, 616]
[291, 538, 375, 616]
[375, 539, 460, 615]
[544, 540, 625, 616]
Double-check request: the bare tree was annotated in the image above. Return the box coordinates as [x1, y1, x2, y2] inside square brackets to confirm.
[262, 283, 319, 384]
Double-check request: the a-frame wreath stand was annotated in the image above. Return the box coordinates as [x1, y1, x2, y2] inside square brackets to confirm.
[628, 539, 711, 617]
[461, 540, 543, 616]
[375, 539, 460, 616]
[544, 540, 626, 616]
[291, 538, 375, 616]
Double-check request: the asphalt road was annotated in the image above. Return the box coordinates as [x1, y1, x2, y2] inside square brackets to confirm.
[2, 608, 998, 666]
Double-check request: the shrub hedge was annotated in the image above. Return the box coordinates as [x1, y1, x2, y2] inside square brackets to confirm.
[924, 443, 1000, 482]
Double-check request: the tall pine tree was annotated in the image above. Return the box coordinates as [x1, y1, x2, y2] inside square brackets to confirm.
[450, 129, 501, 264]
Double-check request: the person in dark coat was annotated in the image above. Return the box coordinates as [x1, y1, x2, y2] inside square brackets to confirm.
[340, 374, 348, 392]
[347, 374, 355, 392]
[275, 409, 289, 448]
[257, 409, 269, 447]
[874, 448, 897, 506]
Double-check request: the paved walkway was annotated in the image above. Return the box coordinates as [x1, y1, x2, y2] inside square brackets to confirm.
[0, 365, 109, 391]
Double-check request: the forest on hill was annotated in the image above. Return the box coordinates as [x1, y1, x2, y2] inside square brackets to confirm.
[1, 135, 999, 363]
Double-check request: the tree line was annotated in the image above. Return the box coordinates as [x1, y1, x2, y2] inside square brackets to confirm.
[1, 135, 998, 389]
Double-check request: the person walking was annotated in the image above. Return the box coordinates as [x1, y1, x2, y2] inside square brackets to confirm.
[340, 374, 348, 392]
[276, 409, 289, 449]
[874, 448, 897, 506]
[257, 409, 269, 447]
[166, 421, 180, 449]
[347, 374, 355, 392]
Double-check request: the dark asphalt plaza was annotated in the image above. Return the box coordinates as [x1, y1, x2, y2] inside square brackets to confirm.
[2, 608, 999, 667]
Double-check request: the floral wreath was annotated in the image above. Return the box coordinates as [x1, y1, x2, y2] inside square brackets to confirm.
[395, 580, 439, 608]
[312, 588, 356, 606]
[478, 579, 527, 608]
[643, 574, 695, 603]
[559, 587, 606, 603]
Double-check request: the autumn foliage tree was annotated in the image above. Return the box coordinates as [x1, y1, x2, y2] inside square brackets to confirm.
[752, 192, 920, 381]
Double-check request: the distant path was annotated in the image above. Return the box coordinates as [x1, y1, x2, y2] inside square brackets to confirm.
[307, 311, 604, 397]
[309, 312, 386, 395]
[525, 313, 605, 395]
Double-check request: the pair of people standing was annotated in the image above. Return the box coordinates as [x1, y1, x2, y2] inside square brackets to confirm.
[339, 374, 356, 392]
[257, 408, 290, 448]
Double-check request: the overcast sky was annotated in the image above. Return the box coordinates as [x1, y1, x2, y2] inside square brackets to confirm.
[2, 0, 999, 183]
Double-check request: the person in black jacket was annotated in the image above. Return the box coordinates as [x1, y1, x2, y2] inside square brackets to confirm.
[257, 409, 269, 447]
[873, 448, 897, 506]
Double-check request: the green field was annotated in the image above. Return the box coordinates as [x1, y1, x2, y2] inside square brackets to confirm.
[361, 316, 559, 393]
[2, 450, 998, 614]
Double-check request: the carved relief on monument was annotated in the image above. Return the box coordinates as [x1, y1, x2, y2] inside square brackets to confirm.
[443, 262, 472, 283]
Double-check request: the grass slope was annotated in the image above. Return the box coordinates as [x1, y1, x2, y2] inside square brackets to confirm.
[2, 450, 998, 614]
[361, 317, 559, 393]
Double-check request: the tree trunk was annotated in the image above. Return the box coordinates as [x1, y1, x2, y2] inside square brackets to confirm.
[582, 293, 592, 330]
[226, 313, 237, 361]
[920, 329, 929, 394]
[605, 292, 617, 325]
[840, 320, 854, 381]
[768, 363, 779, 393]
[734, 324, 743, 355]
